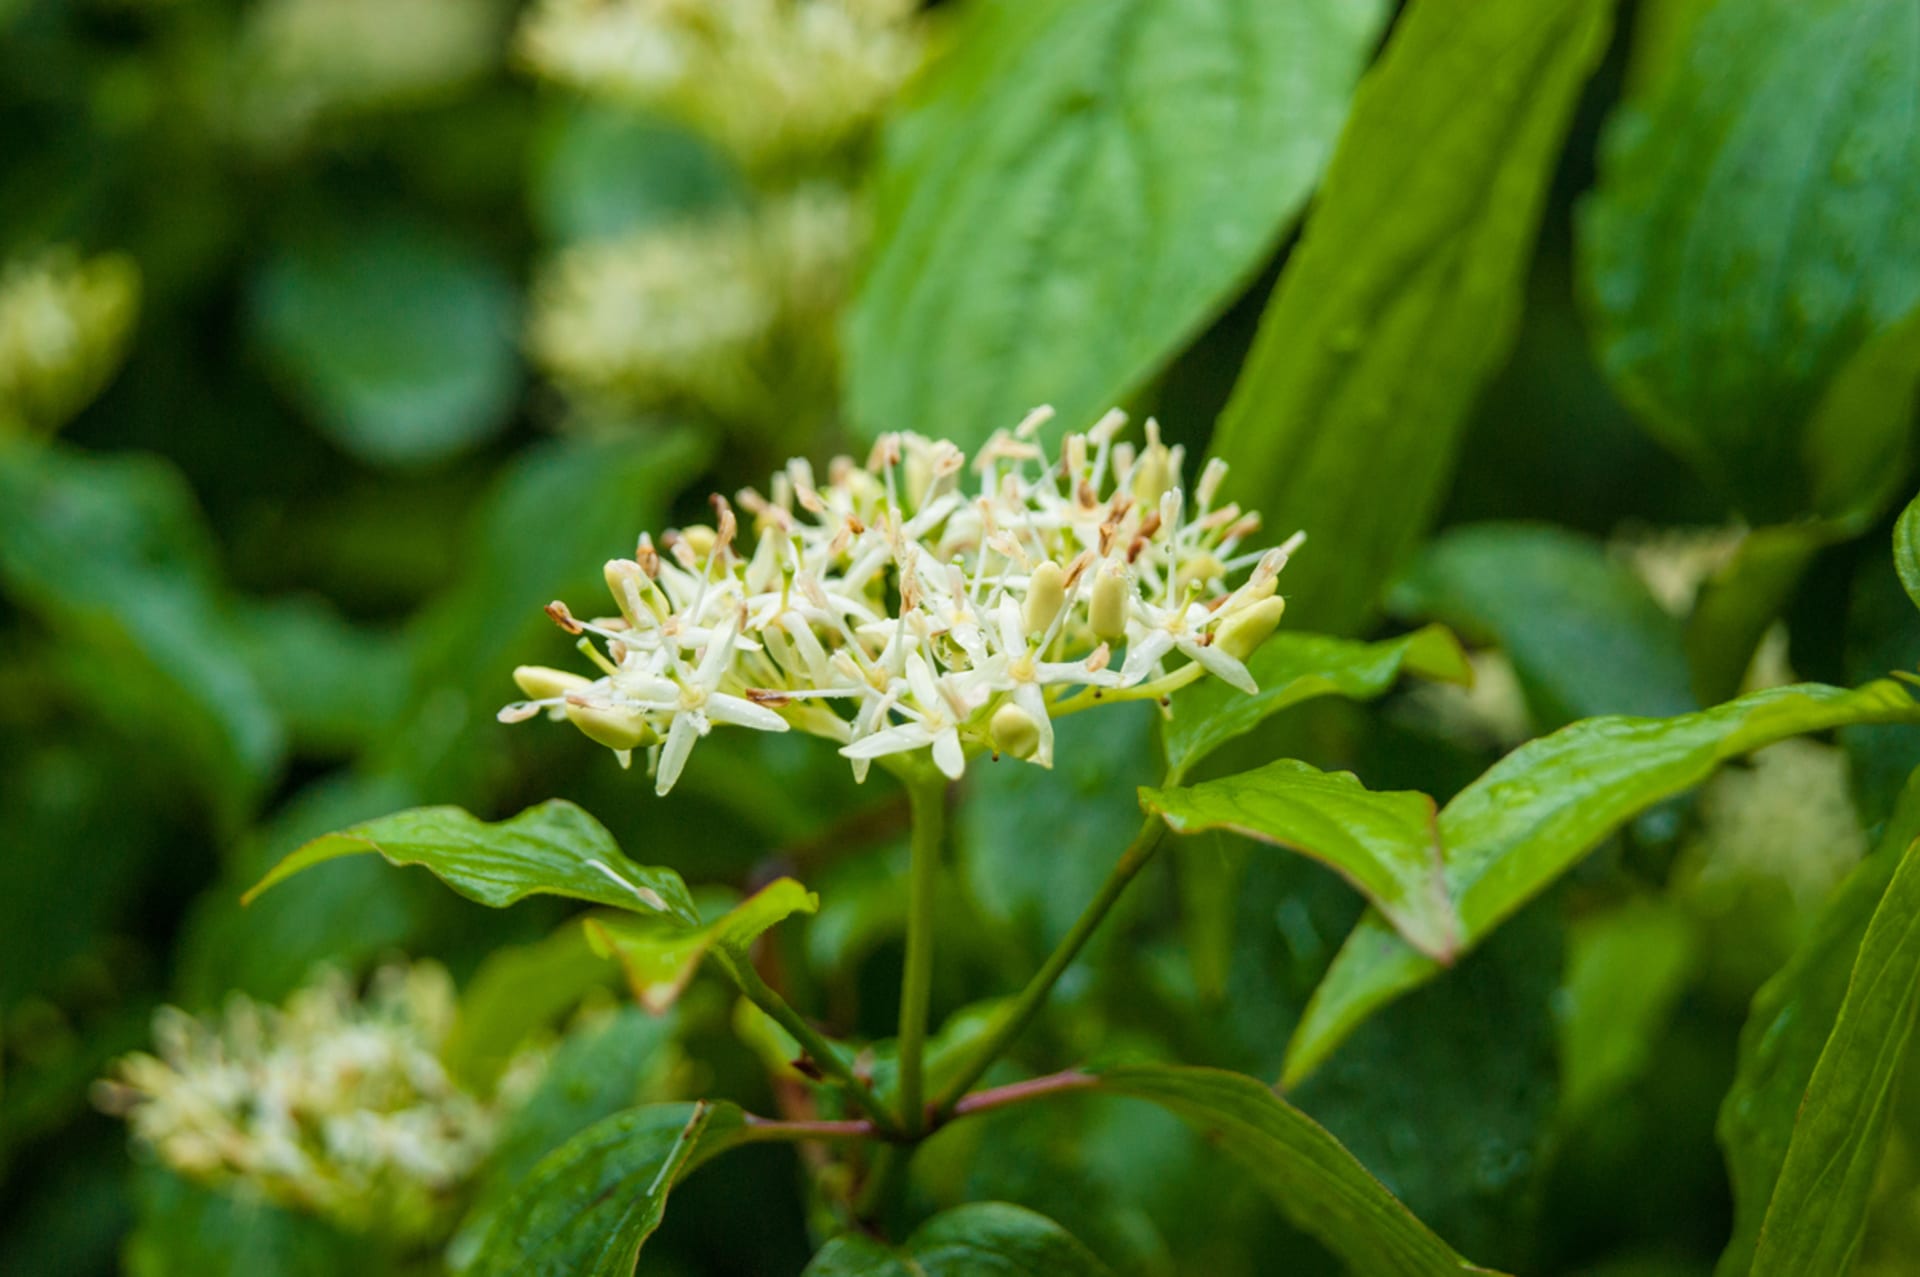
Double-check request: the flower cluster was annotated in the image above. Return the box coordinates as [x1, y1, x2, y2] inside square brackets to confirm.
[97, 963, 535, 1242]
[527, 186, 856, 426]
[0, 250, 139, 435]
[501, 410, 1299, 794]
[516, 0, 923, 169]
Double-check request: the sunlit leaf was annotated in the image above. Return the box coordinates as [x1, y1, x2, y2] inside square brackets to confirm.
[1162, 626, 1471, 782]
[1581, 0, 1920, 521]
[805, 1202, 1115, 1277]
[849, 0, 1390, 446]
[244, 799, 699, 924]
[585, 878, 819, 1014]
[1286, 679, 1920, 1086]
[1095, 1064, 1501, 1276]
[1213, 0, 1617, 634]
[1142, 760, 1458, 960]
[466, 1102, 733, 1277]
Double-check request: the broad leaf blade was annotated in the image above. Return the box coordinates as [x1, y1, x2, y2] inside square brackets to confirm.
[1717, 770, 1920, 1276]
[1749, 830, 1920, 1271]
[1096, 1064, 1500, 1276]
[244, 800, 699, 924]
[1580, 0, 1920, 521]
[466, 1102, 732, 1277]
[849, 0, 1389, 446]
[1163, 626, 1471, 781]
[1896, 492, 1920, 615]
[1142, 760, 1458, 960]
[1286, 680, 1920, 1085]
[1213, 0, 1617, 635]
[585, 877, 819, 1013]
[806, 1202, 1115, 1277]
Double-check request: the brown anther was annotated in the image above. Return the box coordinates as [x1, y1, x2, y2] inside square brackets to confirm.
[1135, 511, 1162, 541]
[1062, 549, 1095, 590]
[746, 688, 793, 706]
[545, 601, 583, 634]
[1086, 642, 1112, 672]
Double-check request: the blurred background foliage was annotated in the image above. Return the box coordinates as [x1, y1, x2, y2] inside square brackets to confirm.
[2, 0, 1919, 1274]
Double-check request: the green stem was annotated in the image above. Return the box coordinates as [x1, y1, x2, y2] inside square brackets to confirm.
[931, 814, 1167, 1116]
[896, 771, 948, 1135]
[715, 949, 901, 1137]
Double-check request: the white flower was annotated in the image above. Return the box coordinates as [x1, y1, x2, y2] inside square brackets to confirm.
[500, 409, 1303, 791]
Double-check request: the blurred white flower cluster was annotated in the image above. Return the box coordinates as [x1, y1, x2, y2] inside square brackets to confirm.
[233, 0, 506, 143]
[501, 409, 1299, 793]
[517, 0, 922, 166]
[98, 963, 532, 1242]
[0, 250, 140, 435]
[516, 0, 926, 432]
[527, 186, 858, 426]
[1684, 738, 1867, 906]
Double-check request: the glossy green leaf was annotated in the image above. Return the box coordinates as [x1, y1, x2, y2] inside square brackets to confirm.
[1142, 760, 1457, 960]
[806, 1202, 1115, 1277]
[584, 878, 819, 1013]
[1095, 1064, 1499, 1276]
[1581, 0, 1920, 521]
[1896, 492, 1920, 615]
[1286, 679, 1920, 1086]
[1389, 523, 1694, 728]
[252, 222, 519, 468]
[466, 1101, 732, 1277]
[244, 799, 699, 924]
[1715, 771, 1920, 1276]
[848, 0, 1389, 446]
[1163, 625, 1472, 781]
[1213, 0, 1616, 634]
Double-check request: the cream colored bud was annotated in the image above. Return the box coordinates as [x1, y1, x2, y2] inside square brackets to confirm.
[680, 524, 718, 559]
[1130, 444, 1168, 507]
[1024, 560, 1068, 634]
[1090, 561, 1131, 640]
[990, 703, 1042, 759]
[1216, 596, 1286, 661]
[565, 701, 658, 751]
[604, 559, 651, 625]
[514, 665, 592, 699]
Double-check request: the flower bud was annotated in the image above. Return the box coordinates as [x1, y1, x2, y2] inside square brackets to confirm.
[1024, 560, 1067, 634]
[604, 559, 652, 626]
[514, 665, 592, 699]
[1215, 596, 1285, 661]
[1130, 441, 1170, 507]
[565, 701, 658, 751]
[990, 703, 1042, 759]
[680, 524, 718, 559]
[1175, 553, 1226, 591]
[1090, 560, 1131, 640]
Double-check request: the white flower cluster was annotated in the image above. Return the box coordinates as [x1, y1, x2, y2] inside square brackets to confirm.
[0, 250, 139, 435]
[527, 186, 856, 426]
[501, 409, 1299, 794]
[98, 963, 529, 1241]
[516, 0, 923, 168]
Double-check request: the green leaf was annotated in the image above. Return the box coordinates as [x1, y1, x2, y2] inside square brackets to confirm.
[450, 1008, 680, 1273]
[244, 799, 700, 924]
[1094, 1064, 1499, 1276]
[1556, 899, 1696, 1120]
[1212, 0, 1617, 635]
[1286, 679, 1920, 1086]
[584, 877, 819, 1013]
[1753, 832, 1920, 1273]
[441, 923, 621, 1091]
[0, 444, 283, 830]
[1388, 524, 1694, 729]
[1141, 760, 1458, 961]
[1683, 524, 1830, 706]
[1716, 770, 1920, 1276]
[1163, 625, 1472, 782]
[1895, 492, 1920, 615]
[806, 1202, 1115, 1277]
[466, 1101, 732, 1277]
[252, 221, 519, 468]
[1580, 0, 1920, 521]
[531, 104, 743, 245]
[848, 0, 1390, 446]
